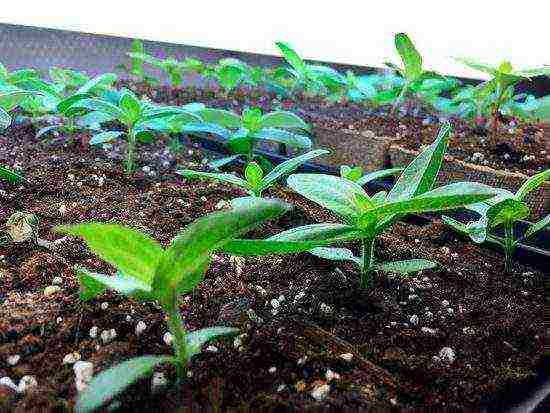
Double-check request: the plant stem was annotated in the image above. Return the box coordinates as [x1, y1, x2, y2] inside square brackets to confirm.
[504, 220, 515, 273]
[391, 83, 408, 115]
[125, 128, 136, 175]
[360, 236, 375, 288]
[166, 292, 188, 383]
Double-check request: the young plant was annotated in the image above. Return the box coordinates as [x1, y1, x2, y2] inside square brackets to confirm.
[128, 52, 204, 87]
[222, 123, 497, 288]
[443, 169, 549, 272]
[183, 107, 312, 168]
[55, 197, 292, 412]
[455, 58, 550, 131]
[0, 63, 40, 90]
[23, 74, 118, 138]
[275, 41, 345, 96]
[70, 89, 203, 174]
[179, 149, 329, 197]
[385, 33, 440, 113]
[205, 58, 253, 94]
[49, 67, 92, 95]
[116, 39, 160, 86]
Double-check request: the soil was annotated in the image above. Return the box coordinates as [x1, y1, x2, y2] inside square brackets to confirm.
[0, 119, 545, 412]
[122, 81, 548, 177]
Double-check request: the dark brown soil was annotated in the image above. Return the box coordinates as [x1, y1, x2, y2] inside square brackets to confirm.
[0, 118, 545, 412]
[121, 81, 548, 177]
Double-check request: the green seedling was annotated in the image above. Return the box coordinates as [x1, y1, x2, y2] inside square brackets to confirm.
[56, 198, 292, 412]
[129, 52, 204, 87]
[0, 164, 24, 183]
[116, 39, 160, 86]
[275, 41, 345, 96]
[183, 107, 312, 169]
[69, 89, 203, 174]
[204, 58, 253, 93]
[455, 58, 550, 131]
[179, 149, 329, 197]
[223, 123, 498, 288]
[443, 169, 549, 272]
[386, 33, 441, 113]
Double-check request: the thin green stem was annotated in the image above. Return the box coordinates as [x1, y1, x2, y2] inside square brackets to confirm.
[391, 83, 408, 115]
[125, 128, 136, 175]
[166, 292, 188, 383]
[360, 236, 376, 288]
[504, 220, 515, 273]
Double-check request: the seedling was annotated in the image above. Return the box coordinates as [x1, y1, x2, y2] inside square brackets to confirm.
[204, 58, 253, 93]
[183, 107, 312, 169]
[129, 52, 204, 87]
[179, 149, 329, 197]
[116, 39, 160, 86]
[223, 124, 497, 288]
[275, 41, 345, 96]
[69, 89, 203, 174]
[455, 58, 550, 131]
[443, 169, 549, 272]
[56, 198, 292, 412]
[386, 33, 440, 113]
[0, 164, 24, 183]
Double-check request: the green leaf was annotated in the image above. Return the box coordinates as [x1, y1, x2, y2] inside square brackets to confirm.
[253, 128, 311, 149]
[90, 131, 124, 145]
[208, 154, 243, 170]
[72, 98, 125, 121]
[153, 198, 291, 303]
[356, 167, 403, 186]
[244, 162, 263, 192]
[0, 107, 11, 129]
[177, 169, 250, 192]
[340, 165, 363, 182]
[287, 174, 368, 220]
[260, 149, 329, 191]
[198, 108, 241, 129]
[56, 223, 163, 284]
[221, 238, 330, 256]
[387, 122, 451, 202]
[119, 90, 142, 123]
[377, 182, 497, 217]
[395, 33, 423, 80]
[275, 42, 306, 74]
[269, 222, 363, 243]
[76, 267, 153, 301]
[0, 164, 24, 183]
[442, 215, 488, 244]
[57, 94, 90, 115]
[185, 327, 239, 359]
[374, 259, 438, 275]
[454, 58, 498, 76]
[76, 73, 117, 95]
[309, 247, 361, 266]
[515, 169, 549, 201]
[486, 198, 530, 228]
[182, 122, 231, 139]
[523, 215, 550, 240]
[260, 111, 310, 131]
[75, 356, 174, 413]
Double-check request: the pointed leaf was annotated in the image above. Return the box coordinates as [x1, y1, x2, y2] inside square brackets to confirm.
[153, 198, 291, 302]
[395, 33, 423, 80]
[268, 222, 363, 243]
[486, 198, 530, 228]
[387, 122, 452, 201]
[309, 247, 361, 266]
[260, 149, 329, 190]
[75, 356, 174, 413]
[523, 215, 550, 240]
[185, 327, 239, 359]
[76, 267, 153, 301]
[55, 223, 163, 284]
[287, 174, 368, 220]
[515, 169, 549, 201]
[254, 127, 311, 149]
[260, 111, 310, 131]
[0, 164, 24, 183]
[177, 169, 250, 192]
[275, 42, 306, 74]
[374, 259, 438, 275]
[198, 108, 241, 129]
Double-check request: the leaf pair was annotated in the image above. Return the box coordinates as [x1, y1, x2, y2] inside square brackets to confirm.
[179, 149, 328, 197]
